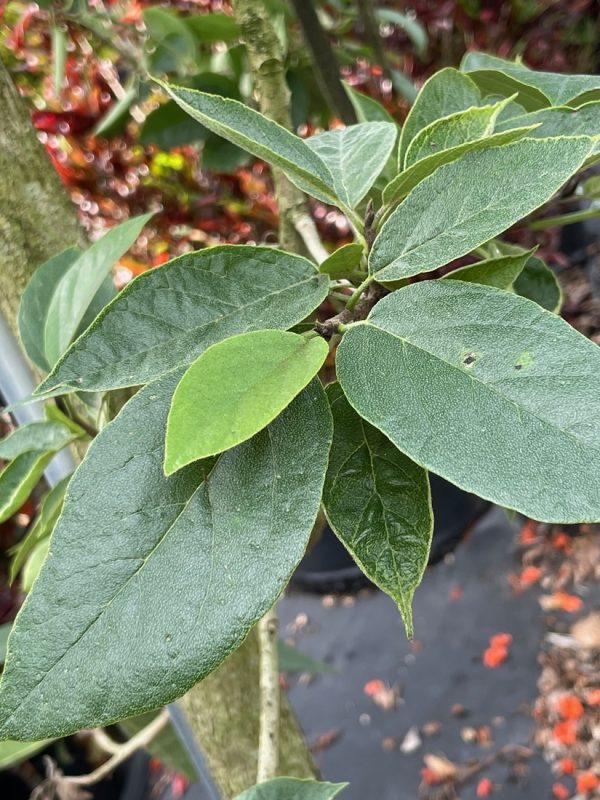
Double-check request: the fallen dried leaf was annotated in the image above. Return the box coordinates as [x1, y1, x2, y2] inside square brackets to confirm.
[570, 612, 600, 649]
[553, 719, 578, 745]
[310, 728, 341, 754]
[541, 592, 583, 613]
[423, 753, 458, 781]
[552, 783, 571, 799]
[576, 772, 599, 794]
[476, 777, 494, 797]
[555, 694, 585, 720]
[400, 726, 422, 754]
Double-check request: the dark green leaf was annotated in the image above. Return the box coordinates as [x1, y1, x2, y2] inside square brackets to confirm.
[306, 123, 397, 208]
[320, 243, 364, 278]
[323, 384, 432, 636]
[397, 68, 482, 168]
[514, 255, 562, 313]
[0, 451, 53, 524]
[37, 246, 329, 396]
[202, 133, 249, 172]
[143, 8, 197, 74]
[234, 778, 347, 800]
[371, 137, 592, 282]
[336, 280, 600, 523]
[44, 214, 153, 366]
[277, 641, 335, 673]
[165, 330, 328, 471]
[0, 372, 332, 739]
[0, 623, 10, 664]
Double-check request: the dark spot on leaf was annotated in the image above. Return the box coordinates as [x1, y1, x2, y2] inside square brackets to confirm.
[514, 363, 523, 370]
[463, 353, 476, 366]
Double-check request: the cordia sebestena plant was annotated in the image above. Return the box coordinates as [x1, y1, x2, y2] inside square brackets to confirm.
[3, 53, 600, 796]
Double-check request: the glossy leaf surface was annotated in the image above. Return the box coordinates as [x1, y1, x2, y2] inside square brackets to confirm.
[323, 384, 432, 636]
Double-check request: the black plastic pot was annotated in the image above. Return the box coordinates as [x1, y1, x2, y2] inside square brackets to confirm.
[292, 474, 490, 593]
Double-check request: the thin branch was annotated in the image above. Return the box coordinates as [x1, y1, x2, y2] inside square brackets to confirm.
[290, 210, 329, 264]
[49, 710, 169, 792]
[257, 606, 280, 783]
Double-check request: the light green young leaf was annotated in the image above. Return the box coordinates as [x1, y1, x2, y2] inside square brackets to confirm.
[306, 122, 397, 208]
[337, 280, 600, 523]
[186, 12, 240, 43]
[382, 125, 534, 209]
[0, 371, 332, 740]
[0, 623, 10, 664]
[323, 383, 432, 636]
[44, 213, 153, 367]
[397, 68, 482, 168]
[157, 81, 348, 212]
[0, 738, 52, 770]
[404, 102, 499, 168]
[0, 451, 53, 524]
[277, 641, 335, 673]
[343, 84, 396, 124]
[17, 247, 81, 371]
[371, 137, 592, 282]
[234, 778, 348, 800]
[514, 255, 562, 313]
[0, 420, 79, 461]
[22, 537, 51, 592]
[37, 246, 329, 397]
[10, 475, 70, 584]
[165, 330, 328, 472]
[461, 51, 600, 108]
[444, 248, 535, 290]
[320, 243, 364, 278]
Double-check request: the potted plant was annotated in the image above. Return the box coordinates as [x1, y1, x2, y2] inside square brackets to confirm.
[3, 43, 600, 798]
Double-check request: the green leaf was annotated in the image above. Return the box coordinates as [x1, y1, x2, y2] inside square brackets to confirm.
[496, 101, 600, 145]
[0, 451, 53, 524]
[397, 68, 482, 168]
[10, 475, 70, 584]
[320, 243, 364, 278]
[343, 84, 396, 124]
[143, 7, 197, 74]
[165, 330, 328, 471]
[0, 420, 79, 460]
[0, 738, 52, 770]
[93, 81, 138, 138]
[119, 711, 197, 781]
[234, 778, 348, 800]
[461, 51, 600, 108]
[202, 132, 249, 173]
[514, 255, 562, 313]
[306, 123, 397, 208]
[37, 246, 329, 396]
[0, 372, 332, 740]
[277, 641, 335, 673]
[186, 12, 240, 43]
[337, 280, 600, 523]
[444, 248, 535, 290]
[44, 214, 153, 367]
[375, 9, 428, 59]
[157, 82, 344, 205]
[382, 125, 534, 209]
[404, 101, 502, 168]
[371, 137, 592, 282]
[51, 25, 66, 96]
[18, 247, 81, 371]
[323, 383, 432, 637]
[22, 537, 51, 592]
